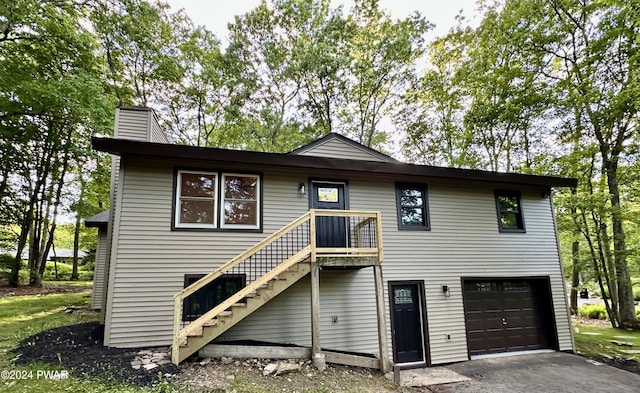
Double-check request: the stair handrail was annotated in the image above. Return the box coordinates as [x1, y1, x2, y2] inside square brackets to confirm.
[178, 246, 311, 339]
[172, 211, 313, 362]
[174, 211, 311, 301]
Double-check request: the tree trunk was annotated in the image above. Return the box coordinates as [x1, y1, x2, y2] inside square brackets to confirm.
[71, 213, 81, 280]
[570, 240, 579, 315]
[599, 221, 619, 322]
[604, 158, 638, 328]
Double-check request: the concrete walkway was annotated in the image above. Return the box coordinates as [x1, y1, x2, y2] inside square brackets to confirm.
[398, 352, 640, 392]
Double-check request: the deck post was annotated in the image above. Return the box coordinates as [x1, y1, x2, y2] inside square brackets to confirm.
[310, 263, 325, 370]
[373, 264, 390, 373]
[309, 209, 317, 263]
[171, 296, 182, 364]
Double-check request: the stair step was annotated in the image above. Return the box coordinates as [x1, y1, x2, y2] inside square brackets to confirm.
[232, 302, 247, 308]
[187, 326, 203, 337]
[179, 337, 188, 347]
[202, 319, 218, 327]
[219, 311, 233, 318]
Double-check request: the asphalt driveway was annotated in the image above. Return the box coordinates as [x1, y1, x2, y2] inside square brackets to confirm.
[400, 352, 640, 392]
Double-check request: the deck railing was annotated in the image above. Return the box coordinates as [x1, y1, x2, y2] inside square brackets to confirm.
[172, 209, 382, 362]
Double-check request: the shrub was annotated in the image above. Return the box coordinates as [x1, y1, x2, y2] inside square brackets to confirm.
[78, 270, 93, 281]
[577, 304, 609, 320]
[43, 261, 73, 281]
[0, 256, 29, 284]
[634, 287, 640, 302]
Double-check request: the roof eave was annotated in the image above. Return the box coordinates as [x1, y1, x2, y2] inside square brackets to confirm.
[92, 137, 577, 188]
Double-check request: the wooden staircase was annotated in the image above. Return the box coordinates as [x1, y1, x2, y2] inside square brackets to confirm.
[175, 258, 312, 363]
[171, 209, 383, 365]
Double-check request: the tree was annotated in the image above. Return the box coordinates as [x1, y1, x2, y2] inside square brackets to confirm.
[344, 0, 430, 148]
[90, 0, 185, 107]
[0, 0, 113, 286]
[399, 29, 478, 167]
[532, 0, 639, 328]
[224, 0, 317, 152]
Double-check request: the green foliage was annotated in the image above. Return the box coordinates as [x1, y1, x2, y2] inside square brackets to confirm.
[42, 262, 93, 281]
[53, 223, 98, 251]
[577, 304, 609, 320]
[0, 257, 28, 284]
[1, 0, 115, 285]
[222, 0, 432, 152]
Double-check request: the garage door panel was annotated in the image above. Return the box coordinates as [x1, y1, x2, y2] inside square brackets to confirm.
[463, 278, 556, 357]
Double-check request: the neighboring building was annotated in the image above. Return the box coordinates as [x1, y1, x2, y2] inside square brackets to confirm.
[85, 209, 109, 310]
[90, 107, 577, 369]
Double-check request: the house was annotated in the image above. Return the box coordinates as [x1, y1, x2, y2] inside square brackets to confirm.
[89, 107, 577, 370]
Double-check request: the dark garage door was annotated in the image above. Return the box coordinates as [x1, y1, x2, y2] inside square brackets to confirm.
[463, 278, 557, 357]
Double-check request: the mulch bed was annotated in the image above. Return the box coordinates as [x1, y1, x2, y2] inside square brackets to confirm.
[12, 321, 180, 386]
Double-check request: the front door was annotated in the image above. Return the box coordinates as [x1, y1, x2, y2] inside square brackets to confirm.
[390, 283, 425, 364]
[311, 181, 347, 248]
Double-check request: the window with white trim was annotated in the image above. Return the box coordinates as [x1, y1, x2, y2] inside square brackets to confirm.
[176, 171, 217, 228]
[221, 174, 259, 229]
[175, 170, 261, 230]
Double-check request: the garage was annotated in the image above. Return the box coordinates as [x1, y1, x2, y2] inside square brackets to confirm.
[462, 278, 557, 357]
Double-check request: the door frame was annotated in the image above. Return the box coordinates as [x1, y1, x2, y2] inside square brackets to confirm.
[388, 280, 430, 367]
[460, 276, 559, 359]
[308, 179, 350, 248]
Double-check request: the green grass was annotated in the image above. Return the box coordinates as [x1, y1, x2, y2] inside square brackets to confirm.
[0, 291, 180, 393]
[573, 323, 640, 363]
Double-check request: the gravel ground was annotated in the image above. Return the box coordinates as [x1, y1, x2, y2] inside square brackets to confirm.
[12, 321, 180, 386]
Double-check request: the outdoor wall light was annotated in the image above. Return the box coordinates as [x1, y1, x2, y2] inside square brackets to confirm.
[299, 183, 306, 197]
[442, 285, 451, 297]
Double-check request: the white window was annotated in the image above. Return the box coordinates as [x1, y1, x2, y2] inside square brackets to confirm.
[176, 171, 218, 228]
[221, 174, 260, 229]
[175, 170, 261, 230]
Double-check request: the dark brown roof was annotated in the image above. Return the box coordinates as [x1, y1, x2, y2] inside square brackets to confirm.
[92, 137, 577, 188]
[85, 209, 109, 228]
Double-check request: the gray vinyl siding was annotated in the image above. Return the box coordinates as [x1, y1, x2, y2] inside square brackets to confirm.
[114, 108, 150, 141]
[218, 270, 380, 355]
[104, 159, 572, 364]
[149, 111, 168, 143]
[91, 228, 108, 310]
[114, 107, 167, 143]
[346, 176, 572, 364]
[294, 138, 390, 162]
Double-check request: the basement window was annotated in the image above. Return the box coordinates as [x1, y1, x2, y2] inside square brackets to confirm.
[182, 274, 246, 321]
